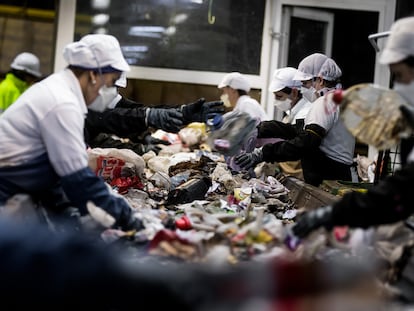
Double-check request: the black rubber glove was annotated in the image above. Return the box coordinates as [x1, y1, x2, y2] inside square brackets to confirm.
[144, 134, 171, 146]
[141, 134, 171, 154]
[291, 205, 334, 238]
[234, 148, 263, 170]
[146, 108, 184, 133]
[181, 98, 224, 123]
[118, 215, 145, 232]
[142, 144, 162, 154]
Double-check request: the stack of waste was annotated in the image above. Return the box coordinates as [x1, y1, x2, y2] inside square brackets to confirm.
[2, 119, 414, 309]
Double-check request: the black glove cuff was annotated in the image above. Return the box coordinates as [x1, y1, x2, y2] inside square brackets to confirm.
[180, 104, 192, 124]
[117, 215, 145, 232]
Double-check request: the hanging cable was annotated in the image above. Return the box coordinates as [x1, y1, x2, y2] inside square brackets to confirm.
[208, 0, 215, 24]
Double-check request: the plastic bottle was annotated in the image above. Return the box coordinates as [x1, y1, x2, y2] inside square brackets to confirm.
[206, 113, 232, 152]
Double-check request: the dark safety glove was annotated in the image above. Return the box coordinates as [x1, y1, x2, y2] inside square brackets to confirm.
[142, 134, 171, 154]
[234, 148, 263, 170]
[144, 134, 171, 146]
[146, 107, 184, 133]
[119, 215, 145, 232]
[141, 144, 162, 154]
[180, 98, 224, 124]
[291, 205, 334, 239]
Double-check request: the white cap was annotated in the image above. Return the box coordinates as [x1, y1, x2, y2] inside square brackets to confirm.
[11, 52, 42, 78]
[268, 67, 302, 92]
[379, 17, 414, 65]
[293, 53, 328, 81]
[318, 58, 342, 81]
[218, 72, 251, 92]
[63, 34, 130, 72]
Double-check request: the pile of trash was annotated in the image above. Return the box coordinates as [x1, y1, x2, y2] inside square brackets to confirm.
[86, 146, 300, 264]
[79, 144, 414, 309]
[3, 126, 414, 308]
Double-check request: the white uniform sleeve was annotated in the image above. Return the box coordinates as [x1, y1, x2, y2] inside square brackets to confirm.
[40, 104, 88, 176]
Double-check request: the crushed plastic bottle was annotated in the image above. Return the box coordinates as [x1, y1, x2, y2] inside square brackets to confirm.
[206, 110, 257, 157]
[335, 83, 412, 150]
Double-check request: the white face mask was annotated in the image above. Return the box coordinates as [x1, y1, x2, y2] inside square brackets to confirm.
[274, 98, 292, 112]
[393, 81, 414, 107]
[88, 85, 119, 112]
[301, 86, 318, 102]
[220, 93, 232, 108]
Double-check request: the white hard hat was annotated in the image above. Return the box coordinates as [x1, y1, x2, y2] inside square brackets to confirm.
[269, 67, 302, 92]
[11, 52, 42, 78]
[63, 34, 130, 72]
[318, 58, 342, 81]
[218, 72, 251, 92]
[293, 53, 328, 81]
[380, 17, 414, 65]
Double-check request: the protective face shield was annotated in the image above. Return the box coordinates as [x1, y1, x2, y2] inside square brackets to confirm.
[393, 81, 414, 107]
[88, 85, 118, 112]
[220, 93, 232, 108]
[274, 98, 292, 112]
[301, 86, 318, 102]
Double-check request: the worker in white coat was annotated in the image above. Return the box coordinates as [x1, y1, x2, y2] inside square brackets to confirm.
[0, 34, 143, 231]
[217, 72, 269, 172]
[218, 71, 269, 122]
[236, 59, 357, 186]
[258, 67, 311, 179]
[270, 67, 311, 127]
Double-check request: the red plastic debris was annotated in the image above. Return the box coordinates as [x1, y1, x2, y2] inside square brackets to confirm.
[175, 215, 192, 230]
[110, 175, 144, 194]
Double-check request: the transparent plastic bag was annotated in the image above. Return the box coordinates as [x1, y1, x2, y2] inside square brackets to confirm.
[335, 83, 412, 150]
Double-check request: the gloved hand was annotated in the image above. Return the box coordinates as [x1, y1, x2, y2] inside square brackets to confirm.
[146, 107, 184, 133]
[291, 205, 334, 238]
[234, 148, 263, 170]
[144, 134, 171, 146]
[142, 144, 162, 154]
[141, 134, 171, 154]
[119, 215, 145, 232]
[181, 98, 224, 123]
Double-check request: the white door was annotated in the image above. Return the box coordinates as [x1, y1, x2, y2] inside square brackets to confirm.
[279, 7, 334, 69]
[273, 7, 334, 120]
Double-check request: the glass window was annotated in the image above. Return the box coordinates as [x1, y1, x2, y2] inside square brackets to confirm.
[75, 0, 266, 74]
[0, 0, 56, 76]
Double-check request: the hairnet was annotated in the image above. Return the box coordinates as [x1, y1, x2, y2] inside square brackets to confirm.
[379, 17, 414, 65]
[63, 34, 130, 72]
[268, 67, 302, 92]
[293, 53, 328, 81]
[318, 58, 342, 81]
[218, 72, 251, 92]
